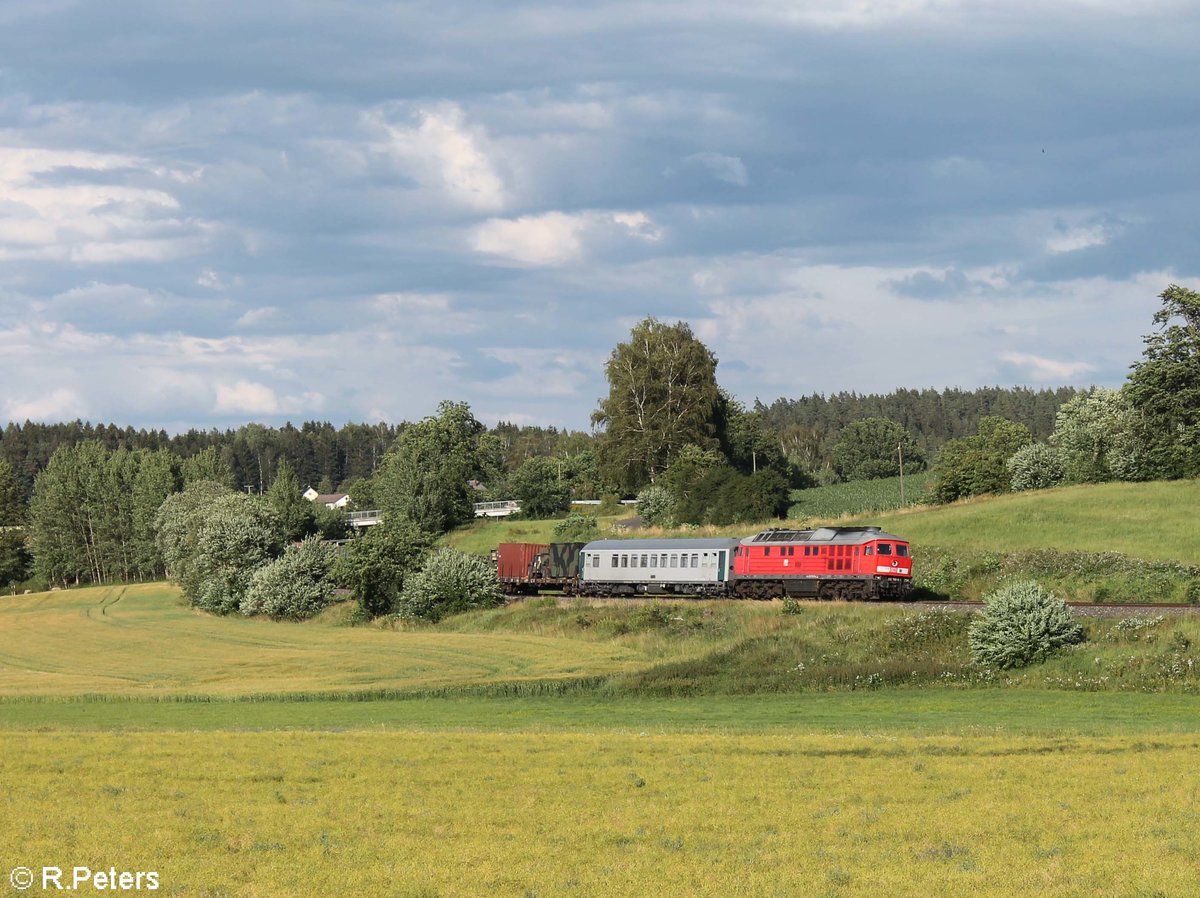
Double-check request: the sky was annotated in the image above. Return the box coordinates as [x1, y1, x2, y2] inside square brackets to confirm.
[1, 0, 1198, 433]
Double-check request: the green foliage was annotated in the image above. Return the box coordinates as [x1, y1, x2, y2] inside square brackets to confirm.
[157, 483, 285, 615]
[266, 459, 315, 541]
[831, 417, 926, 481]
[593, 317, 722, 491]
[29, 442, 177, 586]
[241, 536, 336, 620]
[717, 395, 788, 478]
[635, 483, 678, 527]
[552, 512, 599, 543]
[310, 503, 350, 540]
[1006, 443, 1068, 491]
[1051, 388, 1151, 483]
[673, 466, 790, 525]
[190, 494, 286, 615]
[510, 456, 572, 518]
[181, 447, 235, 488]
[0, 527, 31, 589]
[968, 581, 1084, 669]
[331, 518, 434, 617]
[0, 458, 25, 527]
[395, 547, 505, 622]
[932, 416, 1033, 503]
[374, 401, 497, 535]
[1125, 284, 1200, 478]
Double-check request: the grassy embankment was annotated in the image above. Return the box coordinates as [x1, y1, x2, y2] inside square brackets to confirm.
[446, 479, 1200, 603]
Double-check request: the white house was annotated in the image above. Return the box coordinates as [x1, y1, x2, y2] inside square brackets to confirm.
[302, 487, 350, 509]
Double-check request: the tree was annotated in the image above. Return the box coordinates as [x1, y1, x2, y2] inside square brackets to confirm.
[510, 456, 572, 518]
[331, 518, 433, 617]
[374, 401, 497, 535]
[635, 484, 677, 528]
[1051, 388, 1151, 483]
[1124, 284, 1200, 478]
[0, 458, 25, 527]
[1006, 443, 1068, 491]
[830, 417, 926, 482]
[266, 458, 314, 541]
[396, 548, 505, 622]
[592, 318, 722, 492]
[241, 536, 336, 620]
[156, 483, 284, 614]
[968, 581, 1083, 669]
[932, 417, 1033, 503]
[189, 494, 285, 614]
[181, 447, 235, 489]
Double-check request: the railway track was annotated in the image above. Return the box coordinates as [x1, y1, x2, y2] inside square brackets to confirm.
[907, 600, 1200, 617]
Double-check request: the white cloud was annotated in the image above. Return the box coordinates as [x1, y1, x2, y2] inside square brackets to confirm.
[1045, 224, 1111, 254]
[372, 103, 506, 211]
[4, 387, 87, 422]
[472, 209, 662, 266]
[0, 146, 206, 263]
[212, 380, 325, 416]
[998, 351, 1095, 381]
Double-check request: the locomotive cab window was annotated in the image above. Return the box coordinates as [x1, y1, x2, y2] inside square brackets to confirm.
[877, 543, 893, 556]
[897, 545, 909, 557]
[864, 547, 873, 556]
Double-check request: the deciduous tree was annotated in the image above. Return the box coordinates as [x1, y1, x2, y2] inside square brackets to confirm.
[592, 318, 721, 492]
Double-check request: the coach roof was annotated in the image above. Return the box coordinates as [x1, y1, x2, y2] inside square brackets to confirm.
[584, 538, 742, 551]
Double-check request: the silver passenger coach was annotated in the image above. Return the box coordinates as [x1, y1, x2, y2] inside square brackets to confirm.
[579, 538, 741, 596]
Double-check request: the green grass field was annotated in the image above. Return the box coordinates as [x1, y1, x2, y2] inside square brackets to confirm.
[6, 474, 1200, 898]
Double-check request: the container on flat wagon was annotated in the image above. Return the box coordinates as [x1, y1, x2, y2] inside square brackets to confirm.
[546, 542, 586, 579]
[497, 543, 549, 581]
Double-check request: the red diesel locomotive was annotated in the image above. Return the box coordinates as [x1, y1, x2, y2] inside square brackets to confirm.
[729, 526, 911, 600]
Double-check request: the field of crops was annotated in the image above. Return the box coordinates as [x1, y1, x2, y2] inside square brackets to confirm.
[788, 474, 933, 520]
[4, 728, 1199, 897]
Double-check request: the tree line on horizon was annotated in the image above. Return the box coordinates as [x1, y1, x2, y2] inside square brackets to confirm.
[0, 384, 1082, 505]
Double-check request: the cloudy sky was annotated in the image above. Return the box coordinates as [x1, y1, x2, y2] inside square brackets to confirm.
[2, 0, 1198, 432]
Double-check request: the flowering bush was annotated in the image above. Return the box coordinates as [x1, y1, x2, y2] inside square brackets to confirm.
[969, 581, 1084, 669]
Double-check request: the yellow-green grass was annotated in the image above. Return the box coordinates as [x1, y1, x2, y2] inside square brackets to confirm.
[3, 729, 1199, 897]
[0, 584, 644, 698]
[866, 479, 1200, 563]
[450, 481, 1200, 566]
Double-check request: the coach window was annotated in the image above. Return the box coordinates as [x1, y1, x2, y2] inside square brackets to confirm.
[878, 543, 893, 556]
[650, 554, 657, 568]
[611, 555, 618, 568]
[639, 554, 647, 567]
[621, 554, 628, 567]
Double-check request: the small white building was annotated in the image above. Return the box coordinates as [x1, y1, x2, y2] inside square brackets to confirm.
[302, 487, 350, 509]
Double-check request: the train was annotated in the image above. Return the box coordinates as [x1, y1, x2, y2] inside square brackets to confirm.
[494, 526, 912, 601]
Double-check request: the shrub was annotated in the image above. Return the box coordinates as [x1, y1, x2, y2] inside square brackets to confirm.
[968, 581, 1084, 669]
[1007, 443, 1068, 491]
[331, 518, 433, 617]
[396, 548, 505, 622]
[635, 484, 677, 527]
[553, 512, 599, 543]
[241, 536, 336, 620]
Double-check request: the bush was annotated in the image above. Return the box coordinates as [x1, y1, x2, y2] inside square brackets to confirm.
[553, 512, 599, 543]
[1007, 443, 1068, 491]
[331, 518, 433, 617]
[635, 484, 677, 527]
[395, 548, 505, 622]
[241, 536, 336, 620]
[968, 581, 1084, 669]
